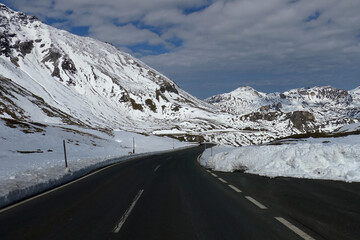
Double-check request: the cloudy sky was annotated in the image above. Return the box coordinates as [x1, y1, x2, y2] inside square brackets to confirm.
[2, 0, 360, 98]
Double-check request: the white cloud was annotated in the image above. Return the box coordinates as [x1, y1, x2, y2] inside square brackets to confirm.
[3, 0, 360, 96]
[89, 24, 165, 46]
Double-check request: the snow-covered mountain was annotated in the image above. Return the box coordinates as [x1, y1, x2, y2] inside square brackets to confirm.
[0, 4, 359, 147]
[207, 86, 360, 133]
[0, 4, 222, 139]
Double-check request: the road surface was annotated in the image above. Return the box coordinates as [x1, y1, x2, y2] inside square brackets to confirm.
[0, 145, 359, 239]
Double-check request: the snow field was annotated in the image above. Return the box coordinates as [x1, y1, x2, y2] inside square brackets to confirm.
[200, 135, 360, 182]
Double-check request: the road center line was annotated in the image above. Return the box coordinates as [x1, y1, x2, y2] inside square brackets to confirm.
[113, 189, 144, 233]
[275, 217, 316, 240]
[154, 165, 160, 172]
[245, 196, 267, 209]
[211, 173, 218, 177]
[228, 184, 242, 193]
[218, 177, 227, 183]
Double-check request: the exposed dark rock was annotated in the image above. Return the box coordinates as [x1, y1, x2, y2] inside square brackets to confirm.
[61, 58, 76, 74]
[260, 102, 282, 111]
[280, 93, 286, 99]
[13, 12, 38, 25]
[42, 49, 63, 80]
[145, 99, 156, 112]
[260, 105, 270, 111]
[51, 66, 61, 79]
[66, 78, 76, 86]
[274, 102, 282, 110]
[172, 105, 181, 112]
[119, 93, 130, 102]
[10, 56, 19, 67]
[159, 83, 178, 94]
[42, 49, 61, 63]
[244, 111, 281, 122]
[286, 111, 315, 132]
[17, 40, 34, 56]
[0, 33, 12, 57]
[155, 89, 169, 102]
[40, 43, 45, 48]
[35, 39, 42, 43]
[28, 15, 39, 23]
[130, 98, 143, 111]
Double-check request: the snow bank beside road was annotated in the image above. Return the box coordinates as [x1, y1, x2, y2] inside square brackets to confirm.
[0, 122, 191, 208]
[200, 136, 360, 182]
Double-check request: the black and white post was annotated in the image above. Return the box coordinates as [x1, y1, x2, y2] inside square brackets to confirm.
[63, 140, 68, 169]
[132, 137, 135, 154]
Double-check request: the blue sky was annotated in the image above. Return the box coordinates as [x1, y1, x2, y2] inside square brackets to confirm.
[2, 0, 360, 99]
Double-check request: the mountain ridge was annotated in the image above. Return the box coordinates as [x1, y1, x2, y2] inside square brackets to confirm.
[1, 3, 359, 147]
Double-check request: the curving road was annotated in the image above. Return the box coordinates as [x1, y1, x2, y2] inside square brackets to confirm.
[0, 146, 359, 239]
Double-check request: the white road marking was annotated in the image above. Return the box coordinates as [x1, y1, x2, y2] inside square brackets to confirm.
[154, 165, 160, 172]
[228, 184, 242, 193]
[218, 177, 227, 183]
[275, 217, 316, 240]
[0, 162, 121, 214]
[245, 196, 267, 209]
[113, 189, 144, 233]
[211, 173, 218, 177]
[206, 170, 211, 173]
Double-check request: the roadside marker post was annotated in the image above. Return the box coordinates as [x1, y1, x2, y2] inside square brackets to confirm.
[133, 137, 135, 154]
[63, 140, 68, 169]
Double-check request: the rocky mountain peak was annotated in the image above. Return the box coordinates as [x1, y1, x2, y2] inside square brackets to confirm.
[284, 86, 352, 105]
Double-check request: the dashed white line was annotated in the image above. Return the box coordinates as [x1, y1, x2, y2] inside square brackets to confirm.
[228, 184, 242, 193]
[113, 189, 144, 233]
[211, 173, 218, 177]
[206, 170, 211, 173]
[154, 165, 160, 172]
[218, 177, 227, 183]
[245, 196, 267, 209]
[275, 217, 316, 240]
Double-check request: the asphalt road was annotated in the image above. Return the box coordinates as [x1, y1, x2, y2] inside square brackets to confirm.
[0, 145, 359, 240]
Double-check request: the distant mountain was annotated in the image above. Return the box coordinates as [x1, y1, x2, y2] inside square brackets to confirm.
[0, 3, 359, 147]
[207, 85, 360, 135]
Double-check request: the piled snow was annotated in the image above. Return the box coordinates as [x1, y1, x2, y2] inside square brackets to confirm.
[200, 135, 360, 182]
[0, 120, 191, 208]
